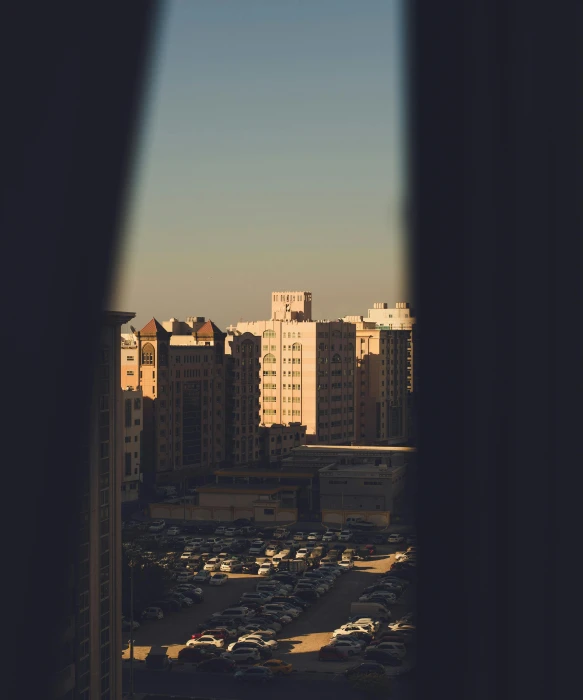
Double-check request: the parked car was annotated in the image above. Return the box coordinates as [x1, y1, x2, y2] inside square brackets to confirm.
[221, 559, 243, 573]
[293, 532, 305, 541]
[387, 533, 405, 544]
[141, 607, 163, 620]
[234, 666, 274, 683]
[222, 647, 261, 664]
[239, 634, 279, 649]
[319, 645, 352, 661]
[329, 638, 364, 654]
[242, 562, 260, 574]
[338, 530, 353, 542]
[203, 558, 221, 572]
[148, 520, 166, 533]
[364, 649, 404, 666]
[187, 635, 226, 649]
[177, 646, 219, 663]
[259, 659, 292, 675]
[322, 531, 336, 542]
[193, 570, 211, 584]
[196, 657, 236, 673]
[210, 573, 229, 586]
[344, 662, 387, 678]
[241, 592, 272, 604]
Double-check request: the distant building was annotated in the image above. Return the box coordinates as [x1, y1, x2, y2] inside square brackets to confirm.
[224, 331, 262, 466]
[120, 316, 227, 486]
[229, 292, 356, 445]
[121, 387, 142, 503]
[364, 302, 416, 394]
[319, 455, 407, 527]
[258, 422, 307, 463]
[342, 318, 409, 444]
[54, 311, 133, 700]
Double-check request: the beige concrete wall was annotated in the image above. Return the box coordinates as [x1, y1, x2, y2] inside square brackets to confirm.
[148, 502, 296, 523]
[321, 509, 390, 527]
[199, 492, 256, 507]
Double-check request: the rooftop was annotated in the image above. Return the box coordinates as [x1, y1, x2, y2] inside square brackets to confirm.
[319, 462, 402, 476]
[214, 469, 317, 479]
[293, 445, 417, 453]
[196, 483, 299, 495]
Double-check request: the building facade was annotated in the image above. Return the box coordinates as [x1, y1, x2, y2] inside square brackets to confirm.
[318, 458, 407, 527]
[342, 318, 409, 444]
[54, 311, 133, 700]
[120, 317, 227, 486]
[229, 292, 356, 445]
[224, 331, 262, 466]
[258, 422, 307, 463]
[121, 388, 142, 503]
[364, 302, 416, 394]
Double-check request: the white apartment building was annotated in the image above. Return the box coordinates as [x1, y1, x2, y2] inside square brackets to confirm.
[229, 292, 356, 445]
[364, 302, 416, 393]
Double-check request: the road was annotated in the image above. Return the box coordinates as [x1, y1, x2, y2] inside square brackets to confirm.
[122, 667, 415, 700]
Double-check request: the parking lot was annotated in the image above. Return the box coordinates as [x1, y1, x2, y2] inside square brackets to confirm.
[122, 535, 415, 673]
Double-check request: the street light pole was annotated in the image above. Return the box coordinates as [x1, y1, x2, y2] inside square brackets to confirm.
[129, 560, 135, 699]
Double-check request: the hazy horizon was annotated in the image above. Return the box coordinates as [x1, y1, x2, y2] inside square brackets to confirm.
[111, 0, 410, 332]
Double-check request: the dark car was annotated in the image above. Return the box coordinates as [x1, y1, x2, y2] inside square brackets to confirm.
[371, 534, 387, 545]
[193, 570, 211, 584]
[293, 589, 319, 601]
[364, 544, 377, 555]
[271, 595, 311, 610]
[151, 599, 180, 613]
[177, 646, 218, 663]
[272, 573, 297, 585]
[243, 563, 260, 574]
[332, 544, 347, 553]
[237, 601, 263, 611]
[345, 662, 387, 678]
[196, 657, 236, 673]
[363, 649, 403, 666]
[234, 666, 274, 683]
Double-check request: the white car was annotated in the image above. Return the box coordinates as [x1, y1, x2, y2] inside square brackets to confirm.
[338, 530, 353, 542]
[167, 526, 181, 536]
[148, 520, 165, 533]
[387, 533, 405, 544]
[307, 532, 322, 541]
[262, 604, 300, 618]
[224, 527, 240, 537]
[333, 625, 373, 637]
[187, 635, 226, 648]
[221, 559, 243, 573]
[210, 573, 229, 586]
[241, 594, 272, 605]
[141, 607, 163, 620]
[322, 532, 336, 542]
[337, 559, 354, 570]
[239, 625, 277, 638]
[265, 545, 280, 557]
[238, 634, 279, 649]
[258, 563, 274, 576]
[204, 558, 221, 571]
[351, 618, 381, 633]
[180, 551, 192, 561]
[295, 548, 308, 559]
[215, 526, 226, 535]
[330, 638, 366, 652]
[222, 647, 261, 663]
[293, 532, 305, 541]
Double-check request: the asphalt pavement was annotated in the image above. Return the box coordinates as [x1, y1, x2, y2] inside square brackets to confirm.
[123, 667, 415, 700]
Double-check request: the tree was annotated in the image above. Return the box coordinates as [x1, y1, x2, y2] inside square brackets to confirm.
[122, 550, 173, 614]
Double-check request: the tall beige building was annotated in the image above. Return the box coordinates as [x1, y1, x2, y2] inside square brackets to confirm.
[364, 302, 416, 393]
[343, 318, 409, 443]
[229, 292, 356, 445]
[224, 331, 262, 465]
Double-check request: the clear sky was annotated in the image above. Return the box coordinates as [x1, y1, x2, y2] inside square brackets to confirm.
[111, 0, 409, 332]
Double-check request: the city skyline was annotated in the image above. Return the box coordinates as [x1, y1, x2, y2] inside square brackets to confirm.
[111, 0, 410, 331]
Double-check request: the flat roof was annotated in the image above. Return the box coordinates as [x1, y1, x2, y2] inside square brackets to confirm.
[319, 462, 403, 475]
[214, 470, 316, 479]
[196, 483, 299, 495]
[294, 445, 416, 453]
